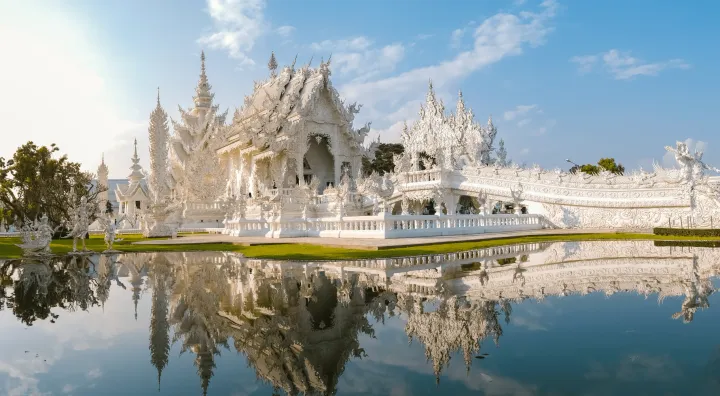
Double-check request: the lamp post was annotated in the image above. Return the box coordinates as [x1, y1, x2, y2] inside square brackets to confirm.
[565, 159, 579, 167]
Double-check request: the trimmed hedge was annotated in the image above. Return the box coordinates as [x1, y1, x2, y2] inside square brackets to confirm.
[654, 240, 720, 248]
[653, 227, 720, 237]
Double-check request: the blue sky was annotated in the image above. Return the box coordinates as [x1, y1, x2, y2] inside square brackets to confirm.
[1, 0, 718, 178]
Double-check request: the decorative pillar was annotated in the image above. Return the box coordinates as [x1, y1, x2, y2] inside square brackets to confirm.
[249, 158, 257, 198]
[296, 152, 304, 185]
[401, 195, 410, 215]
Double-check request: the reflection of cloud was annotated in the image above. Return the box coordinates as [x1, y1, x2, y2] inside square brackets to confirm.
[585, 354, 682, 382]
[511, 316, 548, 331]
[617, 354, 682, 381]
[0, 286, 145, 395]
[62, 384, 76, 393]
[86, 368, 102, 379]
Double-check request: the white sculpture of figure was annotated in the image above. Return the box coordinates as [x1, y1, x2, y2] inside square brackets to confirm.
[477, 192, 488, 215]
[665, 141, 720, 184]
[16, 214, 56, 256]
[98, 213, 119, 252]
[65, 195, 95, 253]
[401, 195, 410, 215]
[510, 184, 523, 214]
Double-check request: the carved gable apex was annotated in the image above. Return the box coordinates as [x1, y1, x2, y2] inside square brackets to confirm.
[306, 85, 342, 124]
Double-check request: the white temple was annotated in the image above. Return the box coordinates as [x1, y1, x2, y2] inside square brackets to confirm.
[95, 51, 720, 237]
[114, 139, 150, 227]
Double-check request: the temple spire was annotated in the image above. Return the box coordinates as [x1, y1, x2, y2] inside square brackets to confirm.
[128, 138, 144, 182]
[156, 86, 160, 105]
[193, 50, 214, 110]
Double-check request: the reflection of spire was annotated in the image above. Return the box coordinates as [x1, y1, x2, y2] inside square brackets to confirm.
[149, 256, 171, 391]
[195, 346, 215, 396]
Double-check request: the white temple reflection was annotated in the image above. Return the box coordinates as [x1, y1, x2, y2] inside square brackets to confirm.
[1, 241, 719, 394]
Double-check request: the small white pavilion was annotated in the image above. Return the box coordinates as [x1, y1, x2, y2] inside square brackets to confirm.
[115, 139, 150, 227]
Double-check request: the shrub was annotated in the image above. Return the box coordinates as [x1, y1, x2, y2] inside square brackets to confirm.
[653, 227, 720, 237]
[654, 240, 720, 248]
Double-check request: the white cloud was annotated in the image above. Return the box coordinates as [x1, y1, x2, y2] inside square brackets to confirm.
[275, 25, 295, 37]
[198, 0, 266, 67]
[504, 104, 538, 121]
[517, 119, 531, 127]
[0, 3, 145, 179]
[339, 0, 558, 142]
[416, 33, 434, 40]
[520, 148, 530, 155]
[571, 49, 690, 80]
[311, 37, 405, 81]
[570, 54, 597, 74]
[451, 28, 465, 48]
[311, 37, 372, 52]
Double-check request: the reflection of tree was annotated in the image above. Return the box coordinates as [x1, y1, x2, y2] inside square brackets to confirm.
[1, 257, 99, 326]
[149, 254, 173, 390]
[1, 261, 12, 311]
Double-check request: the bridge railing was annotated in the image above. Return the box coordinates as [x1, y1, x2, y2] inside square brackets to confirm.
[225, 213, 545, 239]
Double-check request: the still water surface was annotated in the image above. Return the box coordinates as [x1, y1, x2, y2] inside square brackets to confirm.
[2, 240, 720, 396]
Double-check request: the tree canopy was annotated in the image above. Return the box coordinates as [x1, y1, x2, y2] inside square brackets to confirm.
[570, 157, 625, 176]
[362, 143, 405, 176]
[0, 142, 104, 228]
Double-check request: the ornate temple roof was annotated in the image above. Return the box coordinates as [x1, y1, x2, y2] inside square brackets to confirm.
[398, 81, 497, 170]
[219, 55, 368, 154]
[116, 138, 149, 202]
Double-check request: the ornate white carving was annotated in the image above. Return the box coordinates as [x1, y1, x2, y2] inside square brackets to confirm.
[15, 214, 56, 256]
[148, 88, 171, 202]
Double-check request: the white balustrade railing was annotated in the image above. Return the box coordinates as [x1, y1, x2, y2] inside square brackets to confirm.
[225, 213, 545, 239]
[185, 202, 225, 212]
[267, 188, 296, 198]
[404, 169, 442, 184]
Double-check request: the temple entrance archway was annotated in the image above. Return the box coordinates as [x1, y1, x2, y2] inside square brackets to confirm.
[305, 136, 335, 193]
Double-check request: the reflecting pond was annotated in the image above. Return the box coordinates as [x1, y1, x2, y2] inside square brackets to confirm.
[2, 241, 720, 395]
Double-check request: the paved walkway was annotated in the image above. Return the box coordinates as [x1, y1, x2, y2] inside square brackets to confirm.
[133, 228, 652, 250]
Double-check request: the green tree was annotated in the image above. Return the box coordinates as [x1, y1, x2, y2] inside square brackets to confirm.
[105, 200, 114, 215]
[0, 142, 105, 229]
[569, 157, 625, 176]
[580, 164, 601, 175]
[597, 157, 625, 175]
[362, 143, 404, 176]
[494, 139, 512, 166]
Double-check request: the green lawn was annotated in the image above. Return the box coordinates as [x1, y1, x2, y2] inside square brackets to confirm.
[2, 232, 720, 260]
